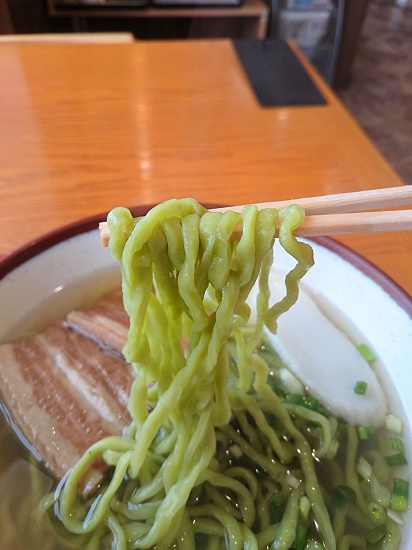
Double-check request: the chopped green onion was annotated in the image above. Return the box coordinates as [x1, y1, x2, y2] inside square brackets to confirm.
[357, 456, 372, 481]
[392, 477, 409, 510]
[292, 524, 307, 550]
[358, 426, 373, 440]
[393, 477, 409, 498]
[370, 475, 391, 507]
[270, 491, 286, 523]
[270, 491, 286, 508]
[357, 343, 375, 362]
[366, 524, 387, 545]
[385, 414, 403, 435]
[391, 494, 408, 513]
[385, 453, 408, 467]
[367, 501, 386, 525]
[387, 437, 405, 454]
[287, 394, 330, 417]
[299, 495, 311, 521]
[331, 485, 357, 508]
[354, 381, 368, 395]
[357, 343, 375, 361]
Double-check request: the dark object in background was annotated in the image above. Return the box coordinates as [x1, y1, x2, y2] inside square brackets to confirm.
[152, 0, 242, 6]
[53, 0, 148, 6]
[234, 39, 326, 107]
[333, 0, 370, 89]
[0, 0, 14, 33]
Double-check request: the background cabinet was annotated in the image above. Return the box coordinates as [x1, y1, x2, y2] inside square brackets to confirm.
[46, 0, 270, 39]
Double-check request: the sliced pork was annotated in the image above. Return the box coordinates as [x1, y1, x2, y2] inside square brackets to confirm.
[65, 290, 128, 354]
[0, 293, 134, 495]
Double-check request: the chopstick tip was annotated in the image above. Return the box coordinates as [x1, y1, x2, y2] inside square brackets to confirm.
[99, 222, 110, 247]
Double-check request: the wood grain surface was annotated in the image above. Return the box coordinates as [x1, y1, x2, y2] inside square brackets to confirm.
[0, 40, 410, 295]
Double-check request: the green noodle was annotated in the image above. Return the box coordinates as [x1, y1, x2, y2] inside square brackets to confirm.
[56, 199, 319, 548]
[2, 197, 405, 549]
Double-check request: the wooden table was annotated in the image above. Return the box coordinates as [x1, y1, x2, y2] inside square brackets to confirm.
[0, 39, 410, 296]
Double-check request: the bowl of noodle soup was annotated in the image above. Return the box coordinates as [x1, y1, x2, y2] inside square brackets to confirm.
[0, 203, 411, 550]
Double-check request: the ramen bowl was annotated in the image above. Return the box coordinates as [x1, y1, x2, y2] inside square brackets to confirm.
[0, 206, 411, 548]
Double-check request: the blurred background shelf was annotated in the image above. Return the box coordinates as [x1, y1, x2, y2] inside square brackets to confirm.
[44, 0, 345, 82]
[2, 0, 371, 88]
[46, 0, 270, 38]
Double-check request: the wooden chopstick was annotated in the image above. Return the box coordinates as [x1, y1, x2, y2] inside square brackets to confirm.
[99, 186, 412, 246]
[209, 185, 412, 216]
[292, 210, 412, 237]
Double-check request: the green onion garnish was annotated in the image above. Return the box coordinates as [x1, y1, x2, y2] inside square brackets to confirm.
[292, 524, 307, 550]
[299, 495, 311, 521]
[371, 475, 391, 507]
[393, 477, 409, 498]
[354, 381, 368, 395]
[385, 453, 408, 467]
[357, 343, 375, 362]
[270, 491, 286, 508]
[357, 456, 372, 481]
[391, 494, 408, 513]
[358, 426, 373, 440]
[385, 414, 403, 435]
[270, 491, 286, 523]
[387, 437, 405, 454]
[368, 501, 386, 524]
[366, 524, 387, 545]
[391, 478, 409, 513]
[287, 394, 330, 417]
[331, 485, 357, 508]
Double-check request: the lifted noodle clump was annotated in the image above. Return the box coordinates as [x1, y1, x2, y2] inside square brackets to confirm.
[56, 198, 340, 548]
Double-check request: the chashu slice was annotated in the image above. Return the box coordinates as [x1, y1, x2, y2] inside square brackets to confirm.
[0, 322, 134, 496]
[65, 290, 128, 355]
